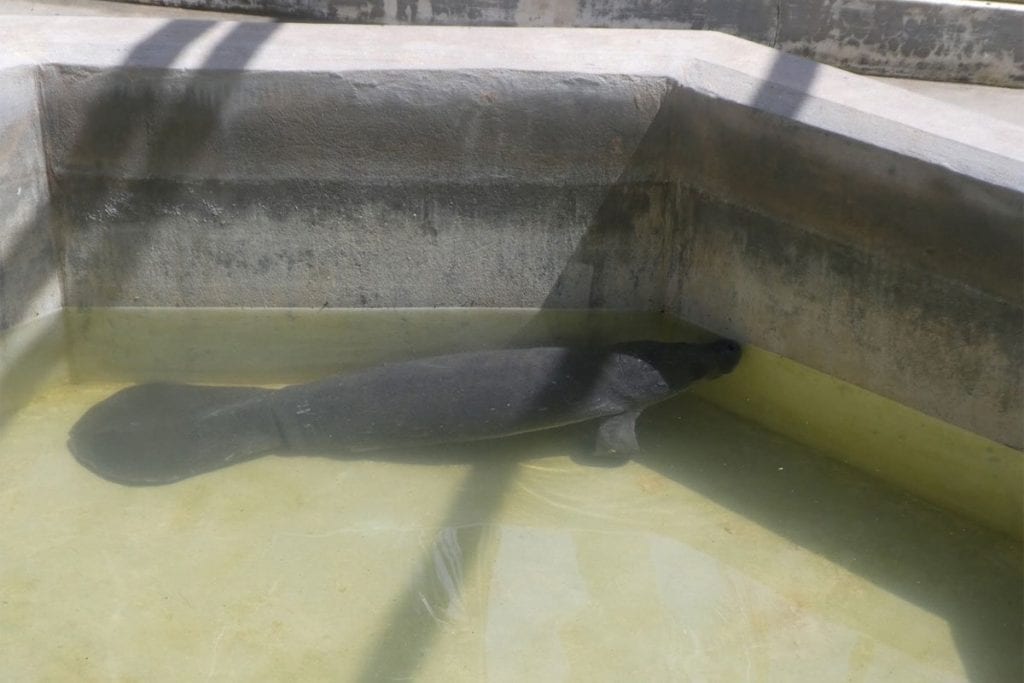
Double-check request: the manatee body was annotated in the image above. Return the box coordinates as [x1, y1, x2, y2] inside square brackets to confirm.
[69, 339, 741, 485]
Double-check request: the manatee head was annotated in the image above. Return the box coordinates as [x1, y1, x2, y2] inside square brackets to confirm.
[700, 338, 743, 378]
[611, 338, 742, 392]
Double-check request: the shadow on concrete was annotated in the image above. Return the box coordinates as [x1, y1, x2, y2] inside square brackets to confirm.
[354, 48, 1022, 683]
[350, 48, 824, 681]
[46, 20, 280, 306]
[535, 46, 1020, 683]
[536, 47, 819, 318]
[5, 25, 1014, 681]
[1, 21, 210, 434]
[344, 65, 712, 683]
[748, 48, 819, 118]
[0, 19, 279, 433]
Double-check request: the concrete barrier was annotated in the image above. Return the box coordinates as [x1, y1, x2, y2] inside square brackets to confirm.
[113, 0, 1024, 86]
[1, 18, 1021, 531]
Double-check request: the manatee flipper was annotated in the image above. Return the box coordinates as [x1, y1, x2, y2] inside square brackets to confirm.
[69, 383, 284, 486]
[593, 409, 642, 459]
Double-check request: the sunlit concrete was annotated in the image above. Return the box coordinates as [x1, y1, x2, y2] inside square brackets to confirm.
[3, 18, 1018, 446]
[0, 22, 1020, 675]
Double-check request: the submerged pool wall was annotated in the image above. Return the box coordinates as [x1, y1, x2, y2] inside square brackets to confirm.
[2, 18, 1022, 535]
[0, 62, 67, 417]
[0, 65, 56, 332]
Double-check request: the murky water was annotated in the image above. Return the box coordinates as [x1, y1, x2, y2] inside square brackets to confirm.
[0, 309, 1020, 681]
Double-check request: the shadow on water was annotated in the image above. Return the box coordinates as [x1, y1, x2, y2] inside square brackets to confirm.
[349, 48, 825, 681]
[8, 24, 1016, 680]
[639, 396, 1023, 683]
[66, 339, 737, 679]
[347, 350, 629, 682]
[353, 48, 1021, 683]
[705, 49, 1021, 683]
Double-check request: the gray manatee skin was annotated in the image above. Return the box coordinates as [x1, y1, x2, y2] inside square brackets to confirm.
[271, 339, 742, 452]
[68, 339, 741, 485]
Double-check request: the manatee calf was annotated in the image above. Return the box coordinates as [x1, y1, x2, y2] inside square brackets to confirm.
[69, 339, 741, 485]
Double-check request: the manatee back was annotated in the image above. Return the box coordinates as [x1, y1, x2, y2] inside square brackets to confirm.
[268, 346, 672, 452]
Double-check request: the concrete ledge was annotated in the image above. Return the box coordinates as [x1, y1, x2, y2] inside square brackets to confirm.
[113, 0, 1024, 86]
[1, 20, 1021, 521]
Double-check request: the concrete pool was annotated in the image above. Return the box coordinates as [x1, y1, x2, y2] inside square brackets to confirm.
[0, 18, 1021, 681]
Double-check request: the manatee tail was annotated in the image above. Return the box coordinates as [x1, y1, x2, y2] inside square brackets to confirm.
[68, 383, 284, 486]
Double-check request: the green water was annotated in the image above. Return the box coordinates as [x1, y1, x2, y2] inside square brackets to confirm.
[0, 309, 1020, 682]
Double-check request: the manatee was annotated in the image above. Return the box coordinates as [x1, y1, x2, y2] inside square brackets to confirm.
[68, 339, 741, 485]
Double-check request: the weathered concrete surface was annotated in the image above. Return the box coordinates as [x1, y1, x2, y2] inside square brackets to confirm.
[872, 76, 1024, 125]
[0, 0, 268, 19]
[2, 19, 1022, 455]
[122, 0, 779, 35]
[0, 66, 59, 333]
[777, 0, 1024, 86]
[40, 65, 671, 311]
[8, 1, 1023, 118]
[0, 65, 67, 422]
[5, 19, 1019, 451]
[105, 0, 1024, 86]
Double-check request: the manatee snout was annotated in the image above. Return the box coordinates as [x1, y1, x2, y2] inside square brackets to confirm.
[706, 338, 742, 378]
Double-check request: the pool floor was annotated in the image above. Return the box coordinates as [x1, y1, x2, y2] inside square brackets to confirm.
[1, 381, 1019, 681]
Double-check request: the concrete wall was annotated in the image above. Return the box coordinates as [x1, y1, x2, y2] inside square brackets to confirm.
[3, 18, 1022, 452]
[654, 78, 1022, 447]
[115, 0, 1024, 86]
[777, 0, 1024, 87]
[0, 66, 59, 332]
[41, 66, 671, 310]
[0, 64, 68, 420]
[33, 57, 1022, 453]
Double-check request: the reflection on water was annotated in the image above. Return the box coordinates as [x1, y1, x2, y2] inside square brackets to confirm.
[0, 309, 1020, 681]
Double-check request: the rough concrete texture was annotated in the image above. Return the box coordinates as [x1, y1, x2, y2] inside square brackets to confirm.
[8, 1, 1022, 121]
[2, 18, 1023, 451]
[0, 66, 67, 423]
[0, 67, 60, 332]
[110, 0, 1024, 86]
[873, 77, 1024, 125]
[777, 0, 1024, 86]
[0, 0, 268, 19]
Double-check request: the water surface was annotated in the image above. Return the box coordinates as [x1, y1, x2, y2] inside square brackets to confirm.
[0, 309, 1019, 681]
